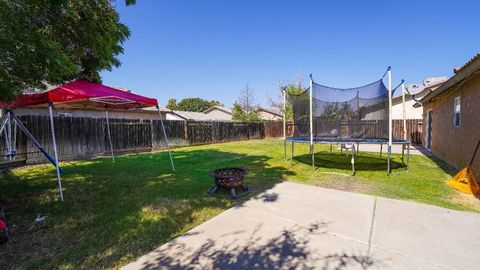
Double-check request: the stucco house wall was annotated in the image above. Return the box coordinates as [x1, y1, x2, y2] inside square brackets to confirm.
[423, 74, 480, 179]
[203, 109, 232, 121]
[392, 99, 423, 120]
[258, 110, 281, 121]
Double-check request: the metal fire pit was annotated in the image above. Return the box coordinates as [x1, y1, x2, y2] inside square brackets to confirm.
[208, 167, 250, 199]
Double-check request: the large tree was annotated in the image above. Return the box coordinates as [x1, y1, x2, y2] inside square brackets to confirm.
[167, 98, 222, 112]
[0, 0, 135, 102]
[232, 84, 260, 122]
[268, 79, 306, 121]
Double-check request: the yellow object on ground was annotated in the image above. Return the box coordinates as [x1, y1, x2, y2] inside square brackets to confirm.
[447, 167, 480, 195]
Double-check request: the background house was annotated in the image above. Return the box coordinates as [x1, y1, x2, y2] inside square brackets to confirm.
[391, 77, 448, 120]
[203, 106, 282, 121]
[203, 106, 233, 121]
[166, 110, 232, 121]
[420, 53, 480, 179]
[256, 108, 282, 121]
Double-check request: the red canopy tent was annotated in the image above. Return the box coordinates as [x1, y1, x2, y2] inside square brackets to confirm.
[1, 80, 175, 201]
[11, 80, 159, 109]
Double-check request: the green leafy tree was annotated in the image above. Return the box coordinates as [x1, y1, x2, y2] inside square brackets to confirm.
[232, 84, 260, 122]
[268, 79, 306, 121]
[166, 98, 177, 110]
[232, 103, 260, 122]
[0, 0, 135, 102]
[174, 98, 223, 112]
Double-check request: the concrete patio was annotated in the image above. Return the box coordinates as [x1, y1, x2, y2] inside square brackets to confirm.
[123, 182, 480, 270]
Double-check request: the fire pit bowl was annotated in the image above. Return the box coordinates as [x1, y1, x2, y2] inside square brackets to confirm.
[208, 167, 250, 199]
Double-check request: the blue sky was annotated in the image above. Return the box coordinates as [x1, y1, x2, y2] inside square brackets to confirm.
[101, 0, 479, 108]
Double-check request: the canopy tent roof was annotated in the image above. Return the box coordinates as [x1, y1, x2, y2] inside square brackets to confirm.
[7, 80, 158, 109]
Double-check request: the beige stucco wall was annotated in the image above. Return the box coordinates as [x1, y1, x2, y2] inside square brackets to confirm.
[392, 99, 423, 120]
[204, 109, 232, 120]
[258, 111, 281, 121]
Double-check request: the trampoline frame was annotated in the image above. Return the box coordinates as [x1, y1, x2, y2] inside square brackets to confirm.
[282, 68, 411, 175]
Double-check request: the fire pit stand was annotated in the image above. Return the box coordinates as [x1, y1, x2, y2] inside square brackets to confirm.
[208, 167, 250, 199]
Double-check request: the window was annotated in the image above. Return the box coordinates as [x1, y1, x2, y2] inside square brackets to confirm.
[454, 97, 461, 127]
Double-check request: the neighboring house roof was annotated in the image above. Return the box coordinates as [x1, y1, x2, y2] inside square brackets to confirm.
[168, 110, 231, 121]
[421, 53, 480, 105]
[204, 105, 232, 115]
[256, 107, 282, 117]
[141, 105, 170, 113]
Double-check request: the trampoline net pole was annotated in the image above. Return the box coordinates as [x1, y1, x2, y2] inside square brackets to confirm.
[309, 75, 314, 167]
[283, 89, 287, 161]
[48, 104, 64, 202]
[401, 82, 407, 141]
[388, 68, 392, 175]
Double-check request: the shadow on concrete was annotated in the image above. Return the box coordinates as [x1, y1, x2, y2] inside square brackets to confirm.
[137, 221, 381, 270]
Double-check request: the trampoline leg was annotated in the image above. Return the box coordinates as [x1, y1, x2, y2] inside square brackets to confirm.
[351, 143, 356, 176]
[284, 139, 287, 161]
[380, 144, 383, 157]
[290, 141, 294, 162]
[387, 145, 391, 175]
[330, 144, 332, 153]
[311, 143, 315, 168]
[407, 143, 410, 173]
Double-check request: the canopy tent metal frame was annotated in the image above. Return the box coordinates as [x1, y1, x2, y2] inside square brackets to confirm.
[2, 80, 175, 202]
[283, 67, 410, 175]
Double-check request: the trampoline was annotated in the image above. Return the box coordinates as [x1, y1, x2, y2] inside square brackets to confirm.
[282, 67, 410, 175]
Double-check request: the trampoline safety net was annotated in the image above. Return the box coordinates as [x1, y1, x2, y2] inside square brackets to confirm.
[289, 79, 396, 142]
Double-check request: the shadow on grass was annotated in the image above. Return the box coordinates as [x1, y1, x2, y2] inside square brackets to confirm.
[137, 219, 379, 270]
[293, 151, 405, 172]
[0, 148, 294, 269]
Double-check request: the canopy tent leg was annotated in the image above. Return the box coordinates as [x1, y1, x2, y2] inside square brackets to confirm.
[105, 110, 115, 161]
[48, 104, 64, 202]
[157, 107, 175, 172]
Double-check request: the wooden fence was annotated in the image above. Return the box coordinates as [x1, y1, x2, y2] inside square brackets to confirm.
[0, 116, 264, 164]
[0, 117, 422, 165]
[264, 119, 423, 145]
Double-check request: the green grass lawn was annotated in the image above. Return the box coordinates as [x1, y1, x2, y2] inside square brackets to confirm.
[1, 139, 478, 269]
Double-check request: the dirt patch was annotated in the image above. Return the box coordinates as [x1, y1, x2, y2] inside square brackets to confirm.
[309, 173, 378, 193]
[449, 192, 480, 212]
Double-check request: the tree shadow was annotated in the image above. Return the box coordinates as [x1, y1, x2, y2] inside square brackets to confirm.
[137, 220, 381, 270]
[0, 148, 294, 269]
[293, 151, 405, 172]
